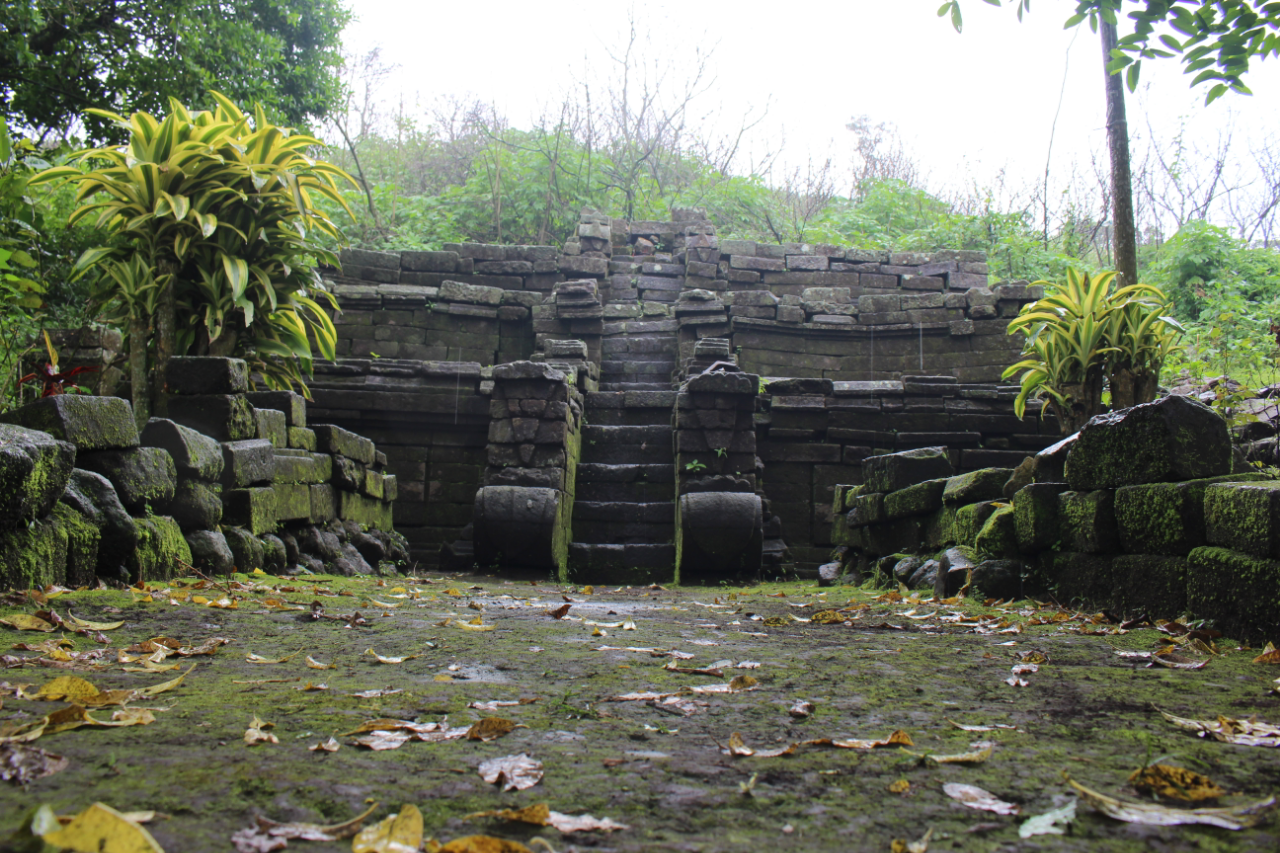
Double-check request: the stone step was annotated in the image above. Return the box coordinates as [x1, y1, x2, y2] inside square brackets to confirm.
[576, 463, 673, 483]
[566, 543, 675, 584]
[584, 424, 670, 444]
[571, 520, 675, 544]
[573, 501, 674, 522]
[577, 480, 673, 503]
[597, 381, 674, 392]
[585, 390, 678, 409]
[601, 359, 676, 375]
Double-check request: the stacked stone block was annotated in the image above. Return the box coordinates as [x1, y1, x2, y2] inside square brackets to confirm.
[472, 361, 583, 574]
[0, 395, 189, 587]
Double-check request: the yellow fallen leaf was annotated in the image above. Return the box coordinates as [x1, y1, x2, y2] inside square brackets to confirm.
[190, 595, 208, 605]
[352, 804, 423, 853]
[134, 664, 196, 698]
[245, 716, 278, 746]
[366, 649, 418, 664]
[888, 779, 911, 794]
[1, 614, 57, 632]
[65, 612, 125, 631]
[306, 656, 334, 670]
[27, 675, 101, 702]
[41, 802, 164, 853]
[310, 737, 341, 753]
[1253, 642, 1280, 664]
[121, 660, 180, 674]
[1066, 772, 1275, 829]
[299, 682, 328, 692]
[434, 674, 454, 682]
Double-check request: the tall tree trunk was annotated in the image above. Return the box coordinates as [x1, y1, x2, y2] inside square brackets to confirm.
[150, 264, 176, 419]
[1101, 20, 1138, 286]
[128, 313, 150, 431]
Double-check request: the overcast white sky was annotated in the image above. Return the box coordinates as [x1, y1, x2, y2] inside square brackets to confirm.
[339, 0, 1280, 207]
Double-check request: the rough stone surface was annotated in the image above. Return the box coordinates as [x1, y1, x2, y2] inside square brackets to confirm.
[223, 487, 277, 536]
[0, 423, 76, 528]
[862, 446, 954, 494]
[1065, 394, 1231, 490]
[221, 439, 277, 488]
[1116, 474, 1265, 556]
[167, 395, 257, 442]
[165, 356, 249, 395]
[970, 559, 1023, 600]
[883, 478, 947, 520]
[222, 526, 265, 571]
[1204, 482, 1280, 558]
[60, 469, 137, 575]
[168, 479, 223, 532]
[141, 418, 224, 481]
[944, 467, 1013, 505]
[0, 395, 138, 451]
[127, 515, 190, 582]
[186, 529, 235, 574]
[75, 447, 177, 514]
[935, 546, 976, 598]
[313, 424, 376, 465]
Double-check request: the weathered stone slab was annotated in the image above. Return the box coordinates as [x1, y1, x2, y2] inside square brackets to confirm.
[1065, 394, 1231, 490]
[0, 423, 76, 528]
[312, 424, 376, 465]
[76, 447, 177, 514]
[165, 356, 248, 395]
[167, 394, 256, 442]
[1116, 474, 1266, 556]
[862, 446, 953, 494]
[1, 395, 137, 450]
[1204, 481, 1280, 558]
[221, 439, 276, 488]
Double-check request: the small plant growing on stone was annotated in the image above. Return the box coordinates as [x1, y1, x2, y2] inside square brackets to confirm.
[685, 459, 706, 473]
[714, 446, 727, 458]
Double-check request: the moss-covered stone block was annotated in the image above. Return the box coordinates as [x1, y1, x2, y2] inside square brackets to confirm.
[1204, 482, 1280, 558]
[127, 515, 190, 582]
[975, 504, 1018, 560]
[1187, 546, 1280, 642]
[0, 395, 137, 450]
[222, 526, 264, 571]
[168, 479, 222, 532]
[75, 447, 177, 514]
[141, 418, 223, 480]
[166, 394, 256, 442]
[862, 446, 953, 494]
[55, 502, 100, 587]
[313, 424, 376, 465]
[0, 423, 75, 528]
[833, 484, 862, 516]
[271, 452, 319, 485]
[1013, 483, 1067, 553]
[1112, 554, 1189, 618]
[274, 483, 312, 522]
[847, 492, 885, 527]
[254, 407, 287, 449]
[1065, 394, 1231, 490]
[884, 478, 948, 520]
[1050, 551, 1116, 606]
[922, 504, 957, 550]
[337, 491, 392, 532]
[223, 487, 277, 535]
[943, 467, 1012, 505]
[1116, 474, 1266, 556]
[246, 391, 307, 426]
[1058, 489, 1120, 554]
[383, 474, 398, 502]
[361, 469, 385, 499]
[220, 439, 275, 488]
[864, 517, 923, 557]
[309, 484, 336, 523]
[954, 500, 1001, 547]
[0, 511, 68, 588]
[288, 427, 317, 451]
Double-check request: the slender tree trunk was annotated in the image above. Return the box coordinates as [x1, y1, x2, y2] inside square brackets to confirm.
[151, 263, 177, 419]
[1101, 20, 1138, 286]
[129, 313, 150, 431]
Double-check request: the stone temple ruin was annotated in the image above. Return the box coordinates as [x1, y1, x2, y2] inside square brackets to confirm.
[8, 207, 1280, 639]
[309, 208, 1061, 582]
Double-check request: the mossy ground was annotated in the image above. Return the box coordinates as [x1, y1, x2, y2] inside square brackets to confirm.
[2, 572, 1280, 851]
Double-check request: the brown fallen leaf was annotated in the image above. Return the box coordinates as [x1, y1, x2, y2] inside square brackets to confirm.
[466, 717, 525, 742]
[1130, 764, 1226, 801]
[789, 701, 814, 718]
[1066, 772, 1275, 829]
[478, 753, 543, 791]
[1254, 642, 1280, 664]
[42, 802, 164, 853]
[353, 804, 423, 853]
[1160, 710, 1280, 747]
[1151, 652, 1208, 670]
[464, 802, 628, 833]
[943, 782, 1020, 815]
[232, 802, 381, 850]
[827, 730, 913, 750]
[547, 604, 571, 619]
[0, 743, 68, 784]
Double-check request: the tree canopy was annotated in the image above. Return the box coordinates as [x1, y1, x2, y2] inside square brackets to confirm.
[939, 1, 1280, 103]
[0, 0, 351, 142]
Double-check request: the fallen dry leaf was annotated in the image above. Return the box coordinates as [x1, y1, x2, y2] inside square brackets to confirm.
[466, 717, 525, 742]
[365, 649, 419, 664]
[309, 737, 340, 753]
[789, 701, 814, 718]
[1129, 764, 1225, 801]
[352, 804, 423, 853]
[478, 753, 543, 791]
[944, 782, 1020, 815]
[924, 743, 994, 765]
[1152, 651, 1208, 670]
[946, 719, 1018, 732]
[1, 614, 57, 632]
[1254, 642, 1280, 664]
[65, 612, 125, 631]
[352, 688, 403, 699]
[890, 828, 933, 853]
[1161, 709, 1280, 747]
[232, 802, 381, 850]
[888, 778, 911, 794]
[547, 604, 571, 619]
[41, 802, 164, 853]
[1066, 773, 1275, 829]
[0, 743, 68, 784]
[1019, 801, 1077, 838]
[246, 651, 301, 664]
[305, 656, 334, 670]
[245, 716, 278, 746]
[465, 802, 628, 833]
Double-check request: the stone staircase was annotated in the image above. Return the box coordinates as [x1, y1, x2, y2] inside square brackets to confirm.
[599, 328, 679, 392]
[568, 389, 678, 583]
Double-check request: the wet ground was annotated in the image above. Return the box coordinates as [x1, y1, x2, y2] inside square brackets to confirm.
[2, 571, 1280, 852]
